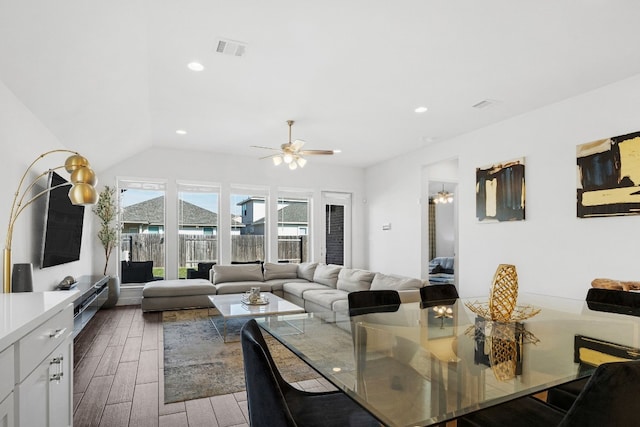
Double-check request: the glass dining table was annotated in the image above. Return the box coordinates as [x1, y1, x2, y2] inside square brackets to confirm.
[258, 293, 640, 427]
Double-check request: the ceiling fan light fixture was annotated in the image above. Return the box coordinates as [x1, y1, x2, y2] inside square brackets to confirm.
[251, 119, 335, 170]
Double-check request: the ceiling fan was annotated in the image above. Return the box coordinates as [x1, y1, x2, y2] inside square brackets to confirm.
[251, 120, 337, 170]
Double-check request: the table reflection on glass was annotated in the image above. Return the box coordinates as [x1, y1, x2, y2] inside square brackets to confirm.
[258, 293, 640, 427]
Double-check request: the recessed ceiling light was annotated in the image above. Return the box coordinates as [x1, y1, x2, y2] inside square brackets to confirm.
[421, 136, 437, 144]
[176, 129, 187, 135]
[187, 62, 204, 71]
[414, 106, 428, 113]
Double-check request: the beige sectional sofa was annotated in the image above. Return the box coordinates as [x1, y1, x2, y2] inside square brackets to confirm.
[141, 262, 425, 312]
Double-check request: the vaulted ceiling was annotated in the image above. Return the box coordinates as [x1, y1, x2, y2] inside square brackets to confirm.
[2, 1, 640, 171]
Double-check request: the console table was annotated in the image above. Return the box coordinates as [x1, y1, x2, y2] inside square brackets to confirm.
[65, 275, 109, 338]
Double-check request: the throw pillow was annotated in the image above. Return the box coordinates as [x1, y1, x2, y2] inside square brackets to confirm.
[336, 268, 375, 292]
[370, 272, 422, 291]
[297, 262, 318, 281]
[312, 264, 342, 288]
[263, 262, 298, 280]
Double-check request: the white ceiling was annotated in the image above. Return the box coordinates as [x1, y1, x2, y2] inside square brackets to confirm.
[2, 0, 640, 171]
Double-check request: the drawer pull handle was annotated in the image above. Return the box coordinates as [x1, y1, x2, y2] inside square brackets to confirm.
[50, 353, 64, 383]
[49, 328, 67, 339]
[50, 372, 63, 382]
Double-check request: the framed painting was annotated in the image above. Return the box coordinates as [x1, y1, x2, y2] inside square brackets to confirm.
[476, 157, 525, 222]
[577, 130, 640, 218]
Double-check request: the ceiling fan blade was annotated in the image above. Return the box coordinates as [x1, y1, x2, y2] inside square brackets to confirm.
[251, 145, 282, 152]
[299, 150, 335, 155]
[258, 153, 281, 160]
[291, 139, 306, 151]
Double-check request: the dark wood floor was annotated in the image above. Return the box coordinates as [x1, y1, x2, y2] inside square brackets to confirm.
[72, 305, 335, 427]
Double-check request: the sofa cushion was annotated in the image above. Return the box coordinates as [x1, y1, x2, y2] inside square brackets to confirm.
[263, 262, 298, 280]
[370, 273, 423, 291]
[215, 281, 272, 294]
[297, 262, 318, 281]
[303, 289, 349, 310]
[213, 264, 264, 284]
[336, 268, 375, 293]
[283, 281, 330, 298]
[312, 264, 341, 288]
[142, 279, 216, 297]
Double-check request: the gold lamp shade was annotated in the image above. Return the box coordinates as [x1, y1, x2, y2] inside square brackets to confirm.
[64, 154, 90, 172]
[69, 183, 99, 205]
[70, 165, 98, 186]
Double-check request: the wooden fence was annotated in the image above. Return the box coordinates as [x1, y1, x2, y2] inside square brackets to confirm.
[121, 233, 308, 267]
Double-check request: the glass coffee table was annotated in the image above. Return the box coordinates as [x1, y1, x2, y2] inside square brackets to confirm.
[209, 293, 305, 342]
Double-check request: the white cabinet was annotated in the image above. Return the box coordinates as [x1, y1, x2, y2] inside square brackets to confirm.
[15, 337, 72, 427]
[0, 291, 77, 427]
[14, 303, 73, 427]
[0, 393, 14, 427]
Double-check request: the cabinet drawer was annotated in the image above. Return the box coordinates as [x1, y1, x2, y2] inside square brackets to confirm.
[0, 345, 13, 402]
[15, 304, 73, 382]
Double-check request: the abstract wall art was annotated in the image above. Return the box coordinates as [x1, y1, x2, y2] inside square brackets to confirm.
[476, 158, 525, 222]
[577, 130, 640, 218]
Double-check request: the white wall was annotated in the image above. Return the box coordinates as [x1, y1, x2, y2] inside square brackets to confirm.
[366, 73, 640, 299]
[0, 79, 96, 292]
[95, 147, 366, 279]
[434, 202, 455, 257]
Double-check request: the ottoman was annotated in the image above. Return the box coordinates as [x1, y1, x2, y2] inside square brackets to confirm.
[141, 279, 217, 312]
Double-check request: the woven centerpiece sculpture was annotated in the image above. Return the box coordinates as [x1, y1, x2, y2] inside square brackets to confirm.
[465, 264, 541, 381]
[489, 264, 519, 321]
[465, 264, 540, 322]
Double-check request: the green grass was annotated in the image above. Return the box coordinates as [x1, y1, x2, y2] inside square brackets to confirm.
[152, 267, 190, 279]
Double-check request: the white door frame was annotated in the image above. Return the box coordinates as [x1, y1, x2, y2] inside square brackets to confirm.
[320, 192, 352, 267]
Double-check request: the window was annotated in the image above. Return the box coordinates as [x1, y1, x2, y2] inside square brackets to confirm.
[230, 188, 268, 263]
[277, 196, 311, 263]
[178, 183, 219, 278]
[118, 179, 166, 281]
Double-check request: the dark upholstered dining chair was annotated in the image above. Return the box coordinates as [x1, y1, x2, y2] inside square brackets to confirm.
[420, 284, 459, 307]
[458, 360, 640, 427]
[546, 287, 640, 410]
[347, 290, 401, 317]
[240, 319, 380, 427]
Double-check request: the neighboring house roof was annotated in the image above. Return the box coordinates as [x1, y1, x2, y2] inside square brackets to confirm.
[123, 197, 242, 227]
[236, 196, 265, 206]
[254, 202, 308, 225]
[122, 196, 166, 225]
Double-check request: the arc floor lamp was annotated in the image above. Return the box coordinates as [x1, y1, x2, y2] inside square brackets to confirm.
[3, 149, 98, 293]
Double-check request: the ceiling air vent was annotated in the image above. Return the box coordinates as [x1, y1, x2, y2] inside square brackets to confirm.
[472, 99, 500, 109]
[215, 38, 247, 57]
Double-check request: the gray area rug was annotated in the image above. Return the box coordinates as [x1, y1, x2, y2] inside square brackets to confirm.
[162, 309, 319, 403]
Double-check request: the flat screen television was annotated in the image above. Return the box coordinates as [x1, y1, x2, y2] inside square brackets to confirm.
[40, 171, 85, 268]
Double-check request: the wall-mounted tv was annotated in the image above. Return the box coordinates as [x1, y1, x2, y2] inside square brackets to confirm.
[40, 171, 85, 268]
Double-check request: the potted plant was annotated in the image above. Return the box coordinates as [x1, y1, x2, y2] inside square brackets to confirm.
[93, 185, 120, 307]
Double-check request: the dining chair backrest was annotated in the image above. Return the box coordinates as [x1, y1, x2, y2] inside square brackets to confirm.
[558, 360, 640, 426]
[241, 319, 297, 427]
[585, 288, 640, 316]
[420, 284, 459, 308]
[348, 290, 401, 317]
